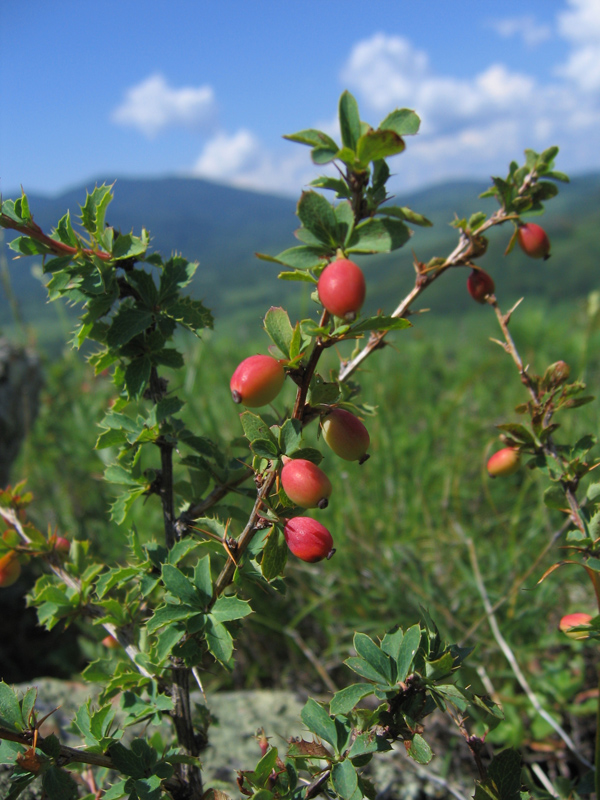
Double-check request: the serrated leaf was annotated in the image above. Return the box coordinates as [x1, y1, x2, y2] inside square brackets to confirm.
[162, 565, 202, 607]
[147, 603, 195, 633]
[353, 633, 393, 683]
[339, 91, 361, 151]
[396, 624, 421, 681]
[330, 684, 375, 715]
[125, 356, 152, 399]
[297, 191, 339, 247]
[348, 217, 411, 254]
[41, 766, 79, 800]
[350, 315, 411, 333]
[106, 306, 153, 348]
[239, 411, 279, 446]
[205, 617, 233, 665]
[284, 129, 338, 149]
[0, 682, 24, 731]
[357, 129, 405, 165]
[379, 206, 432, 226]
[277, 269, 318, 283]
[264, 307, 294, 358]
[405, 733, 432, 764]
[211, 595, 252, 622]
[301, 697, 337, 748]
[332, 759, 358, 800]
[261, 527, 288, 580]
[379, 108, 420, 136]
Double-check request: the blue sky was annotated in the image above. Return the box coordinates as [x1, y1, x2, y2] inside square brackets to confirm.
[2, 0, 599, 199]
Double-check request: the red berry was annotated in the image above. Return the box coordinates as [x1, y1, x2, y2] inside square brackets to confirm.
[281, 458, 332, 509]
[54, 536, 70, 555]
[467, 268, 495, 303]
[559, 613, 593, 640]
[102, 635, 121, 649]
[0, 552, 21, 587]
[317, 258, 366, 321]
[230, 355, 285, 408]
[517, 223, 550, 260]
[322, 409, 370, 463]
[283, 517, 335, 562]
[487, 447, 520, 477]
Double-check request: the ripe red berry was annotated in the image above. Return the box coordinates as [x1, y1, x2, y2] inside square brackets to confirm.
[230, 355, 285, 408]
[517, 223, 551, 260]
[54, 536, 70, 556]
[559, 613, 593, 640]
[0, 552, 21, 588]
[317, 258, 366, 321]
[322, 409, 370, 463]
[102, 634, 121, 649]
[487, 447, 520, 477]
[283, 517, 335, 562]
[281, 458, 332, 509]
[467, 268, 495, 304]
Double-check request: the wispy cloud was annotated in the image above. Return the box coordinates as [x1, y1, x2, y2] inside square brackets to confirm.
[487, 15, 552, 47]
[111, 73, 216, 138]
[556, 0, 600, 91]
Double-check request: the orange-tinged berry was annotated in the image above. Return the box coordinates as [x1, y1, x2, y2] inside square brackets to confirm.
[318, 259, 366, 321]
[283, 517, 335, 562]
[487, 447, 520, 477]
[230, 355, 285, 408]
[559, 613, 593, 640]
[0, 552, 21, 587]
[281, 458, 332, 509]
[322, 409, 370, 463]
[102, 635, 121, 649]
[517, 223, 551, 260]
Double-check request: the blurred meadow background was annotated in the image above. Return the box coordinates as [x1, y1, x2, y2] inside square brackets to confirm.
[1, 0, 600, 766]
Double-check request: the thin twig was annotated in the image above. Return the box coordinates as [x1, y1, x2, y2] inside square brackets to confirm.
[461, 525, 594, 771]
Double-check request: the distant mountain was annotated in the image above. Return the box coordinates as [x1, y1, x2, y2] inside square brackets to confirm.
[2, 173, 599, 333]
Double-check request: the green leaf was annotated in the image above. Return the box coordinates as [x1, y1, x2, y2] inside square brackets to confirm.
[211, 595, 252, 622]
[544, 486, 568, 510]
[283, 129, 338, 150]
[264, 307, 294, 358]
[381, 627, 404, 660]
[125, 356, 152, 399]
[379, 108, 421, 136]
[301, 697, 337, 748]
[106, 306, 153, 348]
[258, 245, 328, 269]
[240, 411, 279, 447]
[191, 554, 212, 603]
[309, 176, 351, 197]
[379, 206, 432, 226]
[261, 527, 288, 580]
[396, 624, 421, 681]
[348, 732, 392, 759]
[0, 682, 24, 731]
[353, 633, 393, 683]
[350, 315, 411, 333]
[111, 231, 149, 260]
[406, 733, 432, 764]
[311, 145, 340, 165]
[344, 656, 389, 684]
[332, 759, 359, 800]
[147, 603, 196, 633]
[335, 201, 355, 248]
[41, 766, 79, 800]
[348, 217, 411, 254]
[278, 418, 303, 455]
[339, 91, 361, 151]
[330, 684, 375, 715]
[476, 748, 522, 800]
[357, 129, 405, 165]
[164, 296, 213, 335]
[162, 564, 203, 607]
[20, 688, 37, 729]
[297, 191, 339, 247]
[205, 617, 234, 665]
[277, 269, 318, 283]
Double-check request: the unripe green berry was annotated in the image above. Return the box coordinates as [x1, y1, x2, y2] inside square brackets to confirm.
[230, 355, 285, 408]
[517, 223, 551, 260]
[487, 447, 520, 477]
[283, 517, 335, 562]
[281, 458, 332, 509]
[318, 258, 366, 321]
[321, 409, 370, 463]
[559, 613, 593, 640]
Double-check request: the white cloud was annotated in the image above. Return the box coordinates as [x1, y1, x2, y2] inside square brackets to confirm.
[111, 73, 216, 137]
[556, 0, 600, 91]
[487, 15, 552, 47]
[191, 130, 320, 196]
